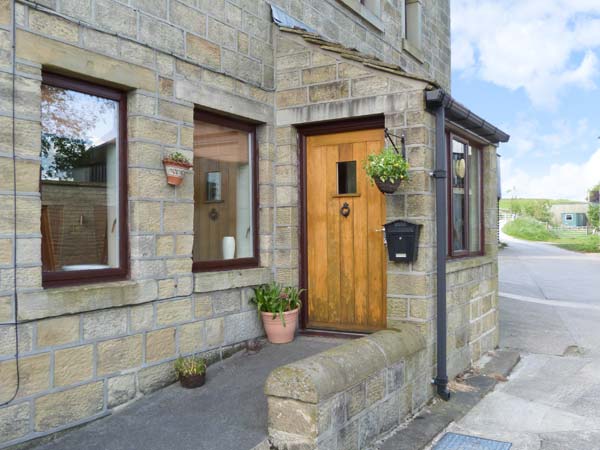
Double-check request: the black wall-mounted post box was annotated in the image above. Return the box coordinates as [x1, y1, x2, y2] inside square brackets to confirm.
[384, 220, 421, 262]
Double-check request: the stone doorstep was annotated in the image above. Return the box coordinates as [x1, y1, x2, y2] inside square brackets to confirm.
[373, 349, 521, 450]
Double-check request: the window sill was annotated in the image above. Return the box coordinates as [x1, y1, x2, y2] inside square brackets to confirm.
[194, 267, 272, 293]
[402, 39, 424, 63]
[17, 279, 158, 321]
[446, 254, 494, 274]
[337, 0, 385, 32]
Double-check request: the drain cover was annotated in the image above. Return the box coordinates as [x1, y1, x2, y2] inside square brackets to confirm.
[433, 433, 512, 450]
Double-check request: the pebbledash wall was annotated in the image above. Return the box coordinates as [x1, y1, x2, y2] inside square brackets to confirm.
[0, 0, 498, 447]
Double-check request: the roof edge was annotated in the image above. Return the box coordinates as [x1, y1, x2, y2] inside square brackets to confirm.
[426, 89, 510, 144]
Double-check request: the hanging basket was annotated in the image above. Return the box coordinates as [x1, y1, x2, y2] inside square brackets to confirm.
[374, 177, 401, 194]
[163, 159, 192, 186]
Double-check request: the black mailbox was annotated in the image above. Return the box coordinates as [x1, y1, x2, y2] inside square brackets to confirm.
[384, 220, 421, 262]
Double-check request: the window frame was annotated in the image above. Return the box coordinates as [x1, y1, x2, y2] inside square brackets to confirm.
[192, 109, 259, 272]
[41, 72, 129, 288]
[446, 132, 485, 259]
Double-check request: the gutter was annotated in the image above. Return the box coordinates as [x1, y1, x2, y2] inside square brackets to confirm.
[425, 89, 510, 144]
[426, 90, 451, 401]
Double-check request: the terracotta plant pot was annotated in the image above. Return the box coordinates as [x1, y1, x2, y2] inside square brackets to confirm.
[261, 308, 299, 344]
[163, 159, 192, 186]
[179, 373, 206, 389]
[374, 177, 401, 194]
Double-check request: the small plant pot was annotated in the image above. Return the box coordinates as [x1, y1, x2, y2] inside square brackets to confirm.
[179, 373, 206, 389]
[261, 308, 299, 344]
[163, 159, 192, 186]
[374, 177, 401, 194]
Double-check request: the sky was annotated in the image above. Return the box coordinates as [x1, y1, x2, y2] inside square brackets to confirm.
[450, 0, 600, 201]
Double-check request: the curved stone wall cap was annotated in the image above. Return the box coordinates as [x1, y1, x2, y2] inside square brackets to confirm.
[264, 327, 426, 404]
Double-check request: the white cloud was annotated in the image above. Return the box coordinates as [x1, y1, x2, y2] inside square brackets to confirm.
[452, 0, 600, 108]
[501, 148, 600, 201]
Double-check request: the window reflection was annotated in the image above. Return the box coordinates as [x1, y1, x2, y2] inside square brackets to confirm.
[40, 84, 120, 272]
[193, 119, 254, 262]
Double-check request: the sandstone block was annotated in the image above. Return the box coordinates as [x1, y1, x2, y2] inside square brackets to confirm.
[138, 361, 176, 394]
[178, 321, 205, 354]
[29, 9, 78, 44]
[34, 382, 103, 431]
[129, 116, 179, 145]
[54, 345, 93, 387]
[97, 335, 143, 375]
[163, 202, 193, 232]
[139, 14, 184, 54]
[352, 76, 389, 97]
[83, 308, 127, 341]
[206, 317, 224, 347]
[158, 279, 176, 299]
[186, 34, 221, 69]
[0, 402, 29, 443]
[302, 65, 336, 85]
[194, 295, 213, 318]
[268, 397, 317, 437]
[170, 0, 206, 35]
[212, 289, 241, 315]
[156, 298, 192, 325]
[0, 353, 50, 401]
[146, 327, 176, 362]
[131, 303, 154, 332]
[308, 81, 349, 102]
[107, 373, 136, 408]
[277, 53, 310, 70]
[120, 40, 155, 68]
[95, 0, 136, 37]
[130, 201, 160, 234]
[37, 315, 80, 348]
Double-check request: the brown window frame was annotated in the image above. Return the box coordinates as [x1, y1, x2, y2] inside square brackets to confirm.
[446, 131, 485, 259]
[192, 110, 259, 272]
[41, 72, 129, 288]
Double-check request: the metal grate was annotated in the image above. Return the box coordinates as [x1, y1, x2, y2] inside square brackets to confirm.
[433, 433, 512, 450]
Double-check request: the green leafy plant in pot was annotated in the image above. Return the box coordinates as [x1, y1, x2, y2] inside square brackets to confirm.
[174, 356, 207, 389]
[250, 282, 303, 344]
[364, 146, 409, 194]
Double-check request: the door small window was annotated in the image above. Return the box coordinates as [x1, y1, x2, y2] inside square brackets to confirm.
[447, 134, 483, 257]
[337, 161, 357, 195]
[193, 111, 258, 271]
[40, 73, 128, 286]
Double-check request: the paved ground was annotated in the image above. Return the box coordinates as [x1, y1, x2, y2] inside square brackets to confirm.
[27, 336, 342, 450]
[443, 232, 600, 450]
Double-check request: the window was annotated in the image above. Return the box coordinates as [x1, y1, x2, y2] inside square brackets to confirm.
[565, 214, 573, 221]
[338, 0, 384, 30]
[404, 0, 423, 59]
[447, 135, 483, 257]
[192, 111, 258, 271]
[40, 73, 127, 286]
[337, 161, 357, 195]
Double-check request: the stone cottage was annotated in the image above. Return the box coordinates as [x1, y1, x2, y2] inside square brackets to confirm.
[0, 0, 508, 447]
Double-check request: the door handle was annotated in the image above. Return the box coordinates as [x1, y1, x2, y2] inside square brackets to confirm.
[340, 202, 351, 217]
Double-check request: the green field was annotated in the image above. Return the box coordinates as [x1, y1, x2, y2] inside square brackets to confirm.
[502, 217, 600, 253]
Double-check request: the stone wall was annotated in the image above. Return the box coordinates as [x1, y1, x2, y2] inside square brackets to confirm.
[264, 327, 428, 450]
[0, 2, 276, 446]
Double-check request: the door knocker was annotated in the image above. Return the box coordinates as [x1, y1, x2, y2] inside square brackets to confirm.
[340, 202, 351, 218]
[209, 208, 219, 221]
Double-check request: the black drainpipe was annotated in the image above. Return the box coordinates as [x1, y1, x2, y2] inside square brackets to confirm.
[426, 89, 451, 401]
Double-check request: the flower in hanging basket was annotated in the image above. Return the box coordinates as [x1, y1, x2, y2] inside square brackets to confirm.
[163, 152, 192, 186]
[364, 146, 409, 194]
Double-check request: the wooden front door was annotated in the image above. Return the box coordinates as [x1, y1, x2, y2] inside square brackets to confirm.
[306, 129, 386, 332]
